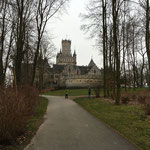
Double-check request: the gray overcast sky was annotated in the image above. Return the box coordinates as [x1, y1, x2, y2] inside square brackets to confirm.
[47, 0, 103, 68]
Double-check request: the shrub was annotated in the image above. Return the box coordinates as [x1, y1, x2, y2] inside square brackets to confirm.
[130, 94, 137, 101]
[144, 99, 150, 115]
[121, 91, 150, 114]
[121, 93, 137, 104]
[111, 92, 115, 100]
[93, 87, 101, 98]
[138, 91, 150, 115]
[0, 85, 38, 144]
[121, 92, 139, 105]
[121, 95, 130, 104]
[137, 95, 146, 105]
[41, 87, 55, 93]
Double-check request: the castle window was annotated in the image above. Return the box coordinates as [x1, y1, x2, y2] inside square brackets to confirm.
[77, 70, 79, 75]
[94, 70, 96, 74]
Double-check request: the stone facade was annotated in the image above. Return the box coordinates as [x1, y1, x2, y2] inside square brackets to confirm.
[22, 40, 102, 89]
[53, 40, 102, 88]
[22, 57, 53, 89]
[56, 40, 76, 65]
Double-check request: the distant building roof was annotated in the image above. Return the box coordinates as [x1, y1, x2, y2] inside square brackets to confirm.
[88, 59, 96, 67]
[77, 66, 92, 75]
[37, 57, 51, 68]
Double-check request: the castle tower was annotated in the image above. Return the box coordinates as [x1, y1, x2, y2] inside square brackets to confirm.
[62, 40, 71, 56]
[56, 40, 76, 65]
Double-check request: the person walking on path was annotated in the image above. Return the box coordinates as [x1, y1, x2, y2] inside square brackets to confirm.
[88, 87, 91, 99]
[65, 89, 68, 99]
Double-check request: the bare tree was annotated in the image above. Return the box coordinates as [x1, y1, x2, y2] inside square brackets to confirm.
[38, 34, 56, 90]
[80, 0, 110, 97]
[31, 0, 69, 85]
[139, 0, 150, 88]
[11, 0, 35, 85]
[0, 0, 8, 85]
[0, 0, 69, 87]
[112, 0, 121, 104]
[0, 0, 15, 86]
[102, 0, 108, 97]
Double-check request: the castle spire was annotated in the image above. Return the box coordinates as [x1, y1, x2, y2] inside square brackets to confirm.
[73, 50, 76, 57]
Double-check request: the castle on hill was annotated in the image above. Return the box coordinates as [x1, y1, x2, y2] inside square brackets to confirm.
[52, 39, 102, 88]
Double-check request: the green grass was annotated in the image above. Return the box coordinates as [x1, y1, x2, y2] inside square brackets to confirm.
[43, 88, 95, 96]
[4, 96, 48, 150]
[43, 87, 148, 97]
[74, 97, 150, 150]
[27, 96, 48, 132]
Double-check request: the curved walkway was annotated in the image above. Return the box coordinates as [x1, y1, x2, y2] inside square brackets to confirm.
[24, 96, 138, 150]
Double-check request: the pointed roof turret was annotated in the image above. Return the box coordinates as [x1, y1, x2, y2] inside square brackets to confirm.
[73, 50, 76, 57]
[88, 58, 96, 67]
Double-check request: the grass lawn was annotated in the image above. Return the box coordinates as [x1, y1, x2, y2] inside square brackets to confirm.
[74, 97, 150, 150]
[3, 96, 48, 150]
[43, 88, 95, 96]
[27, 96, 48, 134]
[43, 87, 148, 97]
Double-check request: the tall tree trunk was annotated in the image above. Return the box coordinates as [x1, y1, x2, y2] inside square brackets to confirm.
[0, 1, 6, 86]
[112, 0, 120, 104]
[146, 0, 150, 89]
[31, 35, 41, 85]
[132, 24, 136, 90]
[122, 2, 127, 91]
[102, 0, 107, 97]
[15, 0, 26, 85]
[4, 24, 14, 79]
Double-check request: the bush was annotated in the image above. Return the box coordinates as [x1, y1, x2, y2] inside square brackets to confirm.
[0, 85, 39, 144]
[121, 92, 138, 104]
[41, 87, 55, 93]
[144, 99, 150, 115]
[138, 91, 150, 115]
[121, 95, 130, 104]
[121, 93, 132, 104]
[111, 92, 115, 100]
[121, 91, 150, 114]
[130, 94, 137, 101]
[138, 95, 146, 104]
[93, 87, 101, 98]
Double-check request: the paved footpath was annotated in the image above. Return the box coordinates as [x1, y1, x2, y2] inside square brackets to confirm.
[25, 96, 139, 150]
